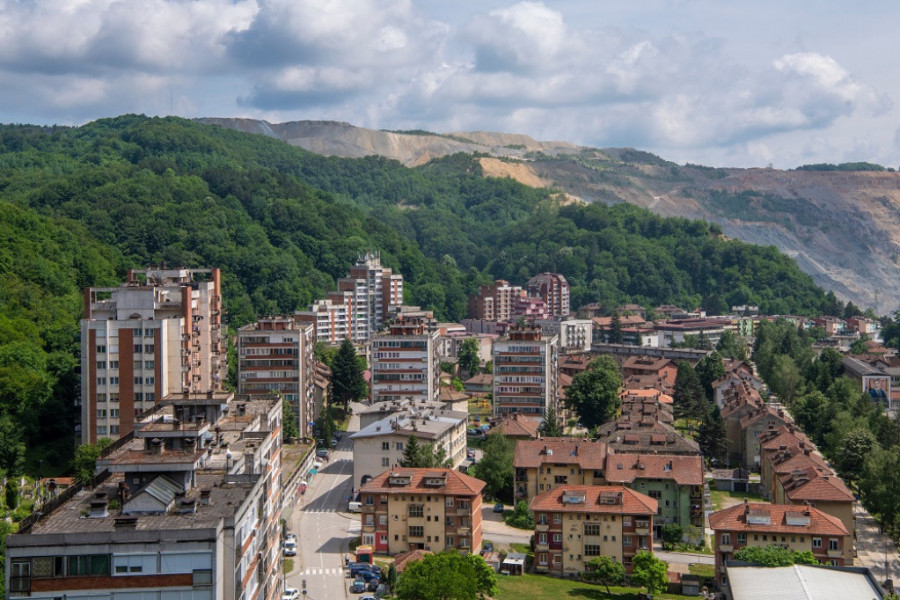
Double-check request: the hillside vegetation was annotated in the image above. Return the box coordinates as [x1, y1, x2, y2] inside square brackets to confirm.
[0, 115, 834, 476]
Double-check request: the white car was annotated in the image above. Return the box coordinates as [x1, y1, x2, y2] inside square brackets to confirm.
[283, 588, 300, 600]
[283, 540, 298, 556]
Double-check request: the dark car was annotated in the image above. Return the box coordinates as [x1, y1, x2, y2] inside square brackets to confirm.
[367, 578, 381, 592]
[350, 580, 367, 593]
[316, 448, 330, 458]
[493, 502, 504, 513]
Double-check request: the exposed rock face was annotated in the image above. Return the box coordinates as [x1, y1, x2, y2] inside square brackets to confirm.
[197, 118, 900, 313]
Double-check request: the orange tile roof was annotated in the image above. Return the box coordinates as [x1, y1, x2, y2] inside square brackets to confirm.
[739, 405, 792, 430]
[604, 453, 704, 486]
[780, 468, 854, 503]
[514, 438, 608, 470]
[392, 549, 433, 572]
[759, 426, 813, 451]
[769, 445, 829, 475]
[709, 502, 848, 536]
[529, 485, 657, 516]
[359, 468, 485, 496]
[495, 414, 542, 438]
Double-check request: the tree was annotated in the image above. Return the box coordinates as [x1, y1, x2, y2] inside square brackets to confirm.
[539, 403, 563, 437]
[394, 551, 497, 600]
[608, 312, 624, 344]
[769, 354, 804, 405]
[399, 435, 451, 468]
[458, 338, 481, 377]
[695, 352, 725, 403]
[698, 405, 728, 464]
[0, 416, 26, 477]
[732, 544, 819, 566]
[660, 523, 684, 550]
[629, 551, 668, 595]
[319, 405, 335, 448]
[282, 400, 299, 442]
[386, 562, 398, 591]
[72, 438, 113, 486]
[330, 338, 367, 409]
[582, 555, 625, 596]
[565, 356, 622, 429]
[470, 432, 514, 501]
[837, 428, 878, 485]
[503, 500, 534, 529]
[860, 446, 900, 535]
[716, 330, 747, 360]
[673, 361, 705, 420]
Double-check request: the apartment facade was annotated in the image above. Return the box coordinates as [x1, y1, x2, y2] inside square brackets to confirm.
[350, 408, 468, 488]
[369, 318, 441, 404]
[237, 317, 317, 439]
[527, 273, 570, 318]
[6, 392, 283, 600]
[296, 252, 403, 345]
[709, 503, 851, 588]
[492, 327, 559, 419]
[513, 439, 609, 503]
[530, 486, 656, 575]
[358, 468, 485, 555]
[467, 279, 525, 321]
[536, 318, 593, 352]
[80, 267, 225, 443]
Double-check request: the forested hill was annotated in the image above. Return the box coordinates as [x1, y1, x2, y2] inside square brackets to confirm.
[0, 114, 833, 474]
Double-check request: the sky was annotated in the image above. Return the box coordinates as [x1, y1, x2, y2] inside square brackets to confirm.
[1, 0, 898, 168]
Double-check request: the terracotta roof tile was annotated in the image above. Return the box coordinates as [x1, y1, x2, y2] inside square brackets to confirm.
[359, 468, 485, 496]
[495, 414, 542, 438]
[513, 439, 608, 470]
[604, 453, 704, 486]
[779, 468, 854, 503]
[529, 485, 657, 516]
[709, 502, 848, 536]
[392, 549, 433, 572]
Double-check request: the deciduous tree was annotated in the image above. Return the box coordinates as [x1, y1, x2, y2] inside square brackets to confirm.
[458, 338, 481, 377]
[733, 544, 818, 566]
[582, 555, 625, 596]
[629, 551, 668, 595]
[470, 432, 513, 501]
[395, 552, 497, 600]
[565, 356, 622, 429]
[673, 361, 705, 420]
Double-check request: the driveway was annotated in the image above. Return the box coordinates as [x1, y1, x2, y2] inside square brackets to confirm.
[480, 504, 532, 548]
[853, 502, 900, 583]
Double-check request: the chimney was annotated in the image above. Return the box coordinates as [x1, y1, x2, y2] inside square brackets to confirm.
[184, 437, 196, 454]
[150, 438, 164, 455]
[200, 489, 211, 505]
[89, 493, 109, 518]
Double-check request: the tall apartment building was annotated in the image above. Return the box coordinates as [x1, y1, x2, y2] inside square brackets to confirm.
[359, 468, 485, 555]
[536, 317, 593, 352]
[81, 267, 225, 443]
[530, 486, 657, 575]
[238, 317, 316, 438]
[492, 326, 559, 419]
[527, 273, 570, 317]
[297, 252, 403, 345]
[6, 392, 284, 600]
[370, 318, 441, 404]
[467, 280, 525, 321]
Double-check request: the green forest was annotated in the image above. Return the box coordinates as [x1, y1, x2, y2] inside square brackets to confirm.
[0, 115, 837, 477]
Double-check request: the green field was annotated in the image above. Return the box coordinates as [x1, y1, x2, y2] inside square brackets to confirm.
[496, 574, 690, 599]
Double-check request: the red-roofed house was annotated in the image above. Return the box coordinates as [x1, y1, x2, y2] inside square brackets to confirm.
[494, 413, 542, 440]
[530, 486, 656, 575]
[513, 439, 609, 502]
[604, 453, 705, 539]
[709, 502, 851, 588]
[359, 468, 485, 555]
[739, 405, 792, 470]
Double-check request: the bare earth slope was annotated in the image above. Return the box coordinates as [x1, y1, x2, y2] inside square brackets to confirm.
[197, 118, 900, 313]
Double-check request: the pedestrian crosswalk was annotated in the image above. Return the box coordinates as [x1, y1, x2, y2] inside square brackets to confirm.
[298, 567, 344, 576]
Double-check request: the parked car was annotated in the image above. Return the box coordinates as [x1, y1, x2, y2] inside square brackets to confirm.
[367, 578, 381, 591]
[316, 449, 330, 459]
[467, 449, 476, 458]
[361, 596, 378, 600]
[283, 588, 300, 600]
[368, 564, 383, 575]
[493, 502, 504, 513]
[285, 533, 297, 543]
[479, 424, 491, 432]
[283, 540, 297, 556]
[357, 570, 380, 582]
[467, 428, 480, 436]
[482, 542, 494, 554]
[331, 437, 338, 447]
[349, 563, 374, 578]
[350, 580, 367, 593]
[474, 415, 481, 422]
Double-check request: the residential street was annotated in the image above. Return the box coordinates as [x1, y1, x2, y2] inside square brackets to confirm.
[853, 502, 900, 585]
[285, 407, 360, 600]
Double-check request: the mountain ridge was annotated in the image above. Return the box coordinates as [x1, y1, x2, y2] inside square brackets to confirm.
[197, 117, 900, 313]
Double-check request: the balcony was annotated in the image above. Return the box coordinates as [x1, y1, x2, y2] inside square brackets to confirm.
[719, 544, 734, 552]
[535, 522, 549, 532]
[827, 549, 843, 559]
[635, 521, 650, 536]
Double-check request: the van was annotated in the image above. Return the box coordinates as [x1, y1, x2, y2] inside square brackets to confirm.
[347, 501, 362, 513]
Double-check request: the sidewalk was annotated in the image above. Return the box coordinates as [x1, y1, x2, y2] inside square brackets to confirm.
[853, 503, 900, 583]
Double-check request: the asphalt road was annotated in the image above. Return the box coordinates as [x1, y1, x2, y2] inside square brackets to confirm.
[286, 436, 356, 600]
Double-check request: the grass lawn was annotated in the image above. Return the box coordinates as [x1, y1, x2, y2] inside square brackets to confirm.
[709, 489, 766, 511]
[688, 563, 715, 579]
[496, 573, 690, 600]
[282, 559, 294, 573]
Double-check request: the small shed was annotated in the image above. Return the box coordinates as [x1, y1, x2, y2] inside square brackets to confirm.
[355, 545, 374, 564]
[482, 552, 501, 572]
[501, 552, 526, 575]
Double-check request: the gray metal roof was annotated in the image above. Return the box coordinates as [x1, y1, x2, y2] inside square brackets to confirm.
[726, 564, 884, 600]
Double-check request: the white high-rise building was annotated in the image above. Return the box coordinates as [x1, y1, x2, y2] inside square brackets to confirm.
[80, 267, 225, 443]
[492, 326, 559, 419]
[370, 318, 441, 404]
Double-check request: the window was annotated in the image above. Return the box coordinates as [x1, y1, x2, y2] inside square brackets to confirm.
[584, 523, 600, 536]
[446, 536, 454, 546]
[737, 533, 746, 544]
[113, 554, 157, 575]
[110, 360, 119, 369]
[382, 442, 390, 451]
[97, 345, 107, 354]
[409, 526, 424, 538]
[446, 497, 455, 507]
[552, 554, 562, 565]
[553, 513, 562, 524]
[146, 393, 155, 402]
[97, 426, 107, 435]
[68, 555, 110, 576]
[538, 533, 547, 545]
[144, 361, 155, 370]
[813, 538, 822, 549]
[134, 377, 143, 385]
[379, 515, 388, 525]
[97, 361, 107, 370]
[584, 545, 601, 556]
[623, 516, 632, 527]
[381, 457, 390, 467]
[365, 515, 374, 526]
[97, 377, 107, 386]
[554, 475, 567, 484]
[31, 556, 64, 578]
[409, 505, 424, 517]
[134, 344, 143, 354]
[110, 425, 120, 434]
[110, 377, 119, 385]
[721, 533, 731, 545]
[97, 409, 107, 419]
[144, 344, 155, 354]
[552, 533, 562, 543]
[829, 539, 839, 551]
[110, 409, 119, 418]
[539, 553, 548, 565]
[395, 442, 404, 450]
[145, 376, 155, 385]
[623, 535, 632, 547]
[193, 569, 213, 586]
[365, 495, 374, 506]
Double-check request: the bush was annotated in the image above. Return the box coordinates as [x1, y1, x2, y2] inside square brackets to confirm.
[503, 500, 535, 530]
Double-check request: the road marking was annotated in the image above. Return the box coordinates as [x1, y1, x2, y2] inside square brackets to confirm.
[300, 567, 344, 576]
